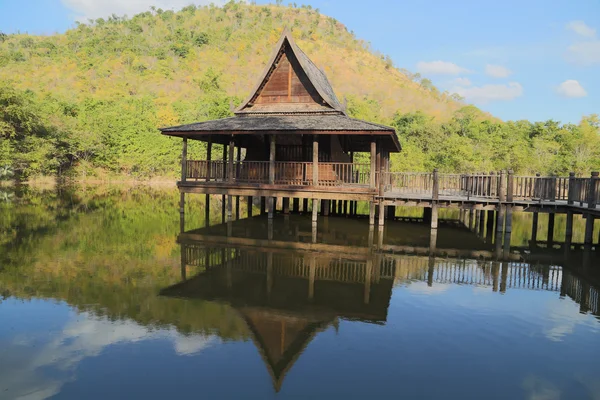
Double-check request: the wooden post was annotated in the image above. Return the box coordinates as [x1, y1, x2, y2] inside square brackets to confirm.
[331, 200, 337, 215]
[486, 210, 494, 241]
[313, 136, 319, 186]
[369, 202, 376, 225]
[478, 210, 485, 236]
[547, 213, 555, 244]
[584, 172, 598, 245]
[303, 198, 308, 213]
[247, 196, 253, 218]
[323, 200, 330, 216]
[344, 200, 349, 217]
[268, 135, 275, 219]
[206, 138, 212, 182]
[469, 209, 475, 231]
[226, 140, 234, 222]
[205, 194, 210, 227]
[496, 170, 507, 241]
[507, 170, 514, 202]
[283, 197, 290, 215]
[531, 212, 539, 244]
[432, 168, 439, 201]
[431, 203, 438, 230]
[499, 170, 507, 202]
[567, 172, 575, 205]
[565, 210, 573, 246]
[181, 137, 187, 182]
[378, 201, 385, 227]
[235, 146, 241, 218]
[221, 145, 226, 223]
[260, 197, 266, 215]
[370, 139, 376, 189]
[312, 199, 318, 223]
[293, 198, 300, 213]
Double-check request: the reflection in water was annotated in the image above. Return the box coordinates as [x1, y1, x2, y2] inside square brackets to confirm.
[1, 187, 600, 399]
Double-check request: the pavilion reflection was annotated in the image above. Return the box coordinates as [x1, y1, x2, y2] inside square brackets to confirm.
[162, 215, 600, 391]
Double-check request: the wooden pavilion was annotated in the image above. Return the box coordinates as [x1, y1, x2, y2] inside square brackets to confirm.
[160, 29, 400, 224]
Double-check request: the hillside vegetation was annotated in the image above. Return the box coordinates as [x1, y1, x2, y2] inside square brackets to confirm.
[0, 1, 599, 179]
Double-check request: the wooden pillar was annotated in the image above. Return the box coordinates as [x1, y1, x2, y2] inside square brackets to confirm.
[226, 140, 234, 222]
[344, 200, 348, 217]
[486, 210, 494, 241]
[221, 145, 226, 223]
[531, 212, 539, 243]
[565, 210, 573, 246]
[369, 202, 376, 225]
[312, 199, 318, 223]
[331, 199, 337, 215]
[181, 137, 187, 182]
[283, 197, 290, 215]
[235, 146, 241, 218]
[430, 164, 439, 232]
[370, 139, 376, 189]
[268, 135, 276, 219]
[378, 201, 385, 227]
[312, 135, 319, 223]
[205, 194, 210, 227]
[293, 198, 300, 213]
[260, 197, 266, 215]
[585, 172, 598, 245]
[547, 213, 555, 244]
[469, 209, 475, 230]
[496, 170, 507, 239]
[303, 198, 309, 213]
[323, 200, 330, 216]
[247, 196, 253, 218]
[478, 210, 485, 236]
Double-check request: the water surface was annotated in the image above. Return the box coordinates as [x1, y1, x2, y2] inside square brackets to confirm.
[1, 186, 599, 399]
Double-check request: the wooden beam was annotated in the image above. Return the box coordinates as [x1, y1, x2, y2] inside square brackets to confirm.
[181, 137, 188, 182]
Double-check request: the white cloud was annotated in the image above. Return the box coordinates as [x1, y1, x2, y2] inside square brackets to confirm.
[1, 313, 218, 400]
[453, 77, 472, 86]
[557, 80, 587, 98]
[452, 82, 523, 104]
[485, 64, 512, 78]
[60, 0, 223, 20]
[566, 20, 596, 38]
[416, 61, 471, 75]
[566, 40, 600, 66]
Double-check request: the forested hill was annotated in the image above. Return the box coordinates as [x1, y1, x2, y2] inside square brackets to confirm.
[0, 1, 599, 180]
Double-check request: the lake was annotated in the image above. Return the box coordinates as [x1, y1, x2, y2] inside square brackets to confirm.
[1, 185, 599, 399]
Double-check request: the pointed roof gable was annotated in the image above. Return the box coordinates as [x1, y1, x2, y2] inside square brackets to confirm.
[236, 29, 346, 115]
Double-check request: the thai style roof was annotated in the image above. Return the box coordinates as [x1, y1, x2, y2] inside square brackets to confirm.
[159, 29, 401, 152]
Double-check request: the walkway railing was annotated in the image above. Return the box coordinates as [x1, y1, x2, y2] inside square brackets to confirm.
[185, 160, 370, 187]
[382, 170, 600, 206]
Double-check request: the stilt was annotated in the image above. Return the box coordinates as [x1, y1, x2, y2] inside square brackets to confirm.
[221, 195, 225, 223]
[235, 196, 240, 220]
[179, 193, 185, 233]
[486, 210, 494, 242]
[260, 197, 266, 215]
[323, 200, 330, 216]
[344, 200, 348, 217]
[227, 195, 233, 222]
[283, 197, 290, 215]
[338, 200, 343, 215]
[205, 194, 210, 227]
[247, 196, 253, 218]
[303, 198, 309, 214]
[293, 198, 300, 213]
[500, 262, 508, 293]
[492, 262, 500, 292]
[378, 202, 385, 227]
[478, 210, 485, 237]
[312, 199, 318, 223]
[531, 212, 539, 244]
[547, 213, 555, 245]
[311, 221, 317, 243]
[431, 205, 438, 230]
[584, 214, 594, 245]
[331, 200, 337, 215]
[268, 196, 274, 219]
[369, 202, 376, 225]
[469, 209, 475, 230]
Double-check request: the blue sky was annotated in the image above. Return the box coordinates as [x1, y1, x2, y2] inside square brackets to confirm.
[0, 0, 598, 123]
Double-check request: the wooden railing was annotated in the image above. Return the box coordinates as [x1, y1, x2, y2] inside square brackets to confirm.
[185, 160, 370, 187]
[382, 170, 600, 206]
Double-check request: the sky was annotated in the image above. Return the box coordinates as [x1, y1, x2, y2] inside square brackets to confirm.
[0, 0, 598, 123]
